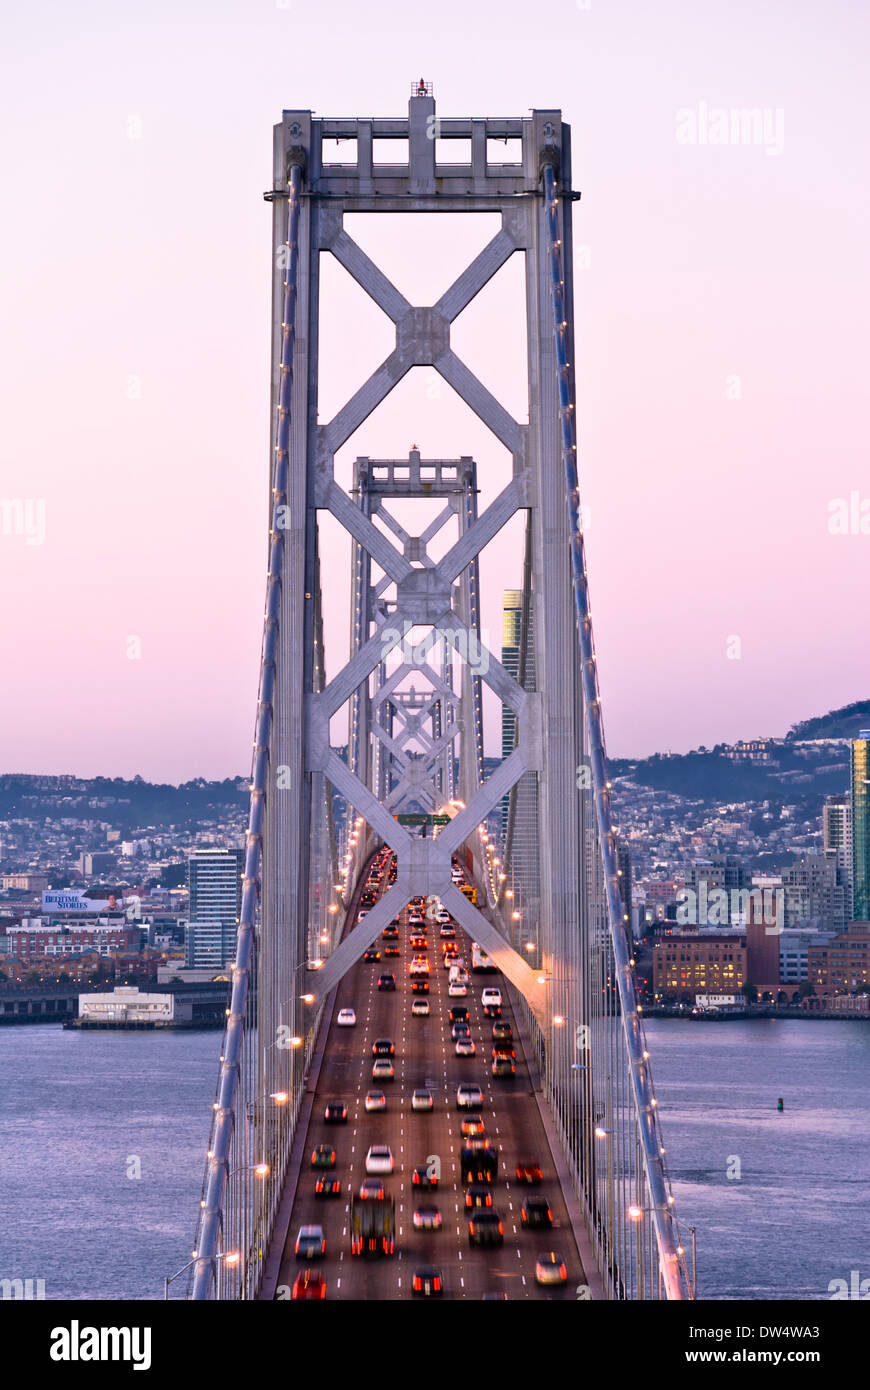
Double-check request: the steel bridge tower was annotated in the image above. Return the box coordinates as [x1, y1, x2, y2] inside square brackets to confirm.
[191, 87, 693, 1302]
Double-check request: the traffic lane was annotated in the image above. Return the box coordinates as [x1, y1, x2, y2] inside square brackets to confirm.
[277, 903, 581, 1298]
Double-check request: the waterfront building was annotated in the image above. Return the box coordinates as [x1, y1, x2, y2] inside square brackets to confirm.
[653, 932, 746, 1003]
[807, 922, 870, 994]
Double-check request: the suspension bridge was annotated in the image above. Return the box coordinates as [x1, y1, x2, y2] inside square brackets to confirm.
[190, 85, 693, 1302]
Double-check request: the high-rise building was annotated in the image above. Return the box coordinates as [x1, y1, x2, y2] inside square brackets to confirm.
[499, 588, 539, 942]
[186, 849, 244, 970]
[781, 853, 848, 931]
[851, 733, 870, 921]
[823, 793, 853, 918]
[500, 590, 533, 824]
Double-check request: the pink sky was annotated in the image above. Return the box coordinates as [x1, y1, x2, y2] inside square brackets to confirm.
[1, 0, 867, 782]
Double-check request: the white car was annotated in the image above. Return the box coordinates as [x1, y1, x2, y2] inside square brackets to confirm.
[455, 1038, 476, 1057]
[365, 1090, 386, 1112]
[365, 1145, 394, 1175]
[411, 998, 430, 1017]
[448, 982, 468, 997]
[372, 1059, 395, 1081]
[481, 989, 502, 1008]
[411, 1088, 434, 1112]
[456, 1083, 483, 1110]
[337, 1008, 356, 1027]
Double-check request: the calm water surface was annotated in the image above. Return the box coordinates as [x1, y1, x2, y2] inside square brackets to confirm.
[646, 1018, 870, 1299]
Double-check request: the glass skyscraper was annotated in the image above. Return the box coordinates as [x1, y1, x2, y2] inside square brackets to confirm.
[851, 732, 870, 921]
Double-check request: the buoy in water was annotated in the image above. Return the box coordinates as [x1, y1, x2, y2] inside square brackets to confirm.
[777, 1097, 784, 1111]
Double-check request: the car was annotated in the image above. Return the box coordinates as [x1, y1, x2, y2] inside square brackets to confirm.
[314, 1176, 342, 1198]
[439, 925, 455, 938]
[455, 1038, 476, 1057]
[449, 966, 470, 985]
[409, 960, 430, 977]
[492, 1022, 513, 1041]
[448, 982, 468, 998]
[449, 1006, 469, 1024]
[522, 1197, 553, 1229]
[311, 1144, 336, 1168]
[411, 1165, 438, 1189]
[535, 1253, 568, 1286]
[516, 1159, 544, 1185]
[481, 1292, 508, 1300]
[372, 1059, 395, 1081]
[358, 910, 369, 920]
[358, 1177, 386, 1199]
[295, 1225, 326, 1259]
[412, 1206, 442, 1231]
[410, 934, 427, 950]
[461, 1145, 498, 1185]
[412, 1266, 443, 1296]
[492, 1043, 516, 1060]
[481, 989, 503, 1008]
[382, 926, 399, 939]
[372, 1038, 395, 1056]
[411, 980, 429, 994]
[384, 945, 400, 957]
[408, 914, 425, 928]
[365, 1089, 386, 1112]
[461, 1113, 485, 1138]
[365, 1145, 394, 1175]
[363, 948, 381, 963]
[464, 1185, 493, 1211]
[292, 1270, 326, 1300]
[411, 1088, 434, 1112]
[323, 1102, 348, 1124]
[483, 1002, 502, 1019]
[336, 1008, 356, 1027]
[411, 998, 430, 1016]
[492, 1057, 516, 1078]
[468, 1211, 504, 1247]
[456, 1084, 483, 1110]
[377, 973, 397, 991]
[451, 1022, 471, 1041]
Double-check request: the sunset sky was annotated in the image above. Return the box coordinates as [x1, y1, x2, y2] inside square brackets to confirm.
[1, 0, 867, 782]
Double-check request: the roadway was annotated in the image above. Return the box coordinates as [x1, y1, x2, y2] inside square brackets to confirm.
[273, 866, 589, 1300]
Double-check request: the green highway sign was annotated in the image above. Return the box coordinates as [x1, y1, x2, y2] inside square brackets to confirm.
[395, 813, 450, 826]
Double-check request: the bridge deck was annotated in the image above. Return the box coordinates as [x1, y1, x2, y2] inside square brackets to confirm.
[264, 889, 592, 1301]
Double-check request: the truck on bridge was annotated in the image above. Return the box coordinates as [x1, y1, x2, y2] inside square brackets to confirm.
[350, 1194, 395, 1257]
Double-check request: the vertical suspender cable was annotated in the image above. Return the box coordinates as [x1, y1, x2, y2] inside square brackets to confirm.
[542, 159, 690, 1301]
[191, 161, 302, 1300]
